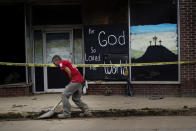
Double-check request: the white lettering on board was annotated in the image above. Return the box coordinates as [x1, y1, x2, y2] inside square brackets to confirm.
[85, 53, 101, 62]
[89, 28, 95, 35]
[85, 46, 100, 62]
[98, 31, 107, 47]
[98, 31, 126, 47]
[90, 47, 96, 53]
[104, 60, 128, 76]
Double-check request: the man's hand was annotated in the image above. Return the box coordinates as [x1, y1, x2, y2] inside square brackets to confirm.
[64, 67, 72, 80]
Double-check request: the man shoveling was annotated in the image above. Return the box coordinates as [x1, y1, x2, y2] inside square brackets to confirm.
[52, 55, 92, 119]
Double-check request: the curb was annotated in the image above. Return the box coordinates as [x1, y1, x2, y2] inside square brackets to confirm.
[0, 108, 196, 120]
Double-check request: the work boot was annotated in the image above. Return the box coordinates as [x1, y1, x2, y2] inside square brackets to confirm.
[79, 110, 93, 117]
[57, 113, 71, 119]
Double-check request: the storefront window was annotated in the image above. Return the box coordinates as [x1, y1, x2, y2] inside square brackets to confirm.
[73, 29, 83, 64]
[82, 0, 129, 81]
[46, 32, 71, 64]
[0, 5, 25, 84]
[130, 0, 179, 81]
[34, 30, 43, 64]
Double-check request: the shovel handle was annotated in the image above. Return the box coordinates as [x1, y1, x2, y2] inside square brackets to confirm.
[51, 99, 62, 111]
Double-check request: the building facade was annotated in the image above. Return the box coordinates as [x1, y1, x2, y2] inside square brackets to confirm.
[0, 0, 195, 96]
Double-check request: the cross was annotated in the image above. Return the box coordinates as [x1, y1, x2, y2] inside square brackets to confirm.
[149, 41, 152, 46]
[159, 40, 162, 46]
[153, 36, 158, 46]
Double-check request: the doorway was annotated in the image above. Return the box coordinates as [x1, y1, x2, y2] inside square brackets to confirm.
[44, 30, 73, 92]
[34, 28, 76, 92]
[30, 3, 83, 93]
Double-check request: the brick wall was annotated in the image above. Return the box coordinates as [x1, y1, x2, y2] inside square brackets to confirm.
[132, 84, 180, 96]
[88, 85, 126, 95]
[0, 86, 32, 97]
[88, 84, 180, 96]
[179, 0, 196, 96]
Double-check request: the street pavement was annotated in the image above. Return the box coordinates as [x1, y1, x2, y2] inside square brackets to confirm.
[0, 116, 196, 131]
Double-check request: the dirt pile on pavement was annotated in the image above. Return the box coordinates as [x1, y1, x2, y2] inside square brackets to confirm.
[1, 107, 196, 120]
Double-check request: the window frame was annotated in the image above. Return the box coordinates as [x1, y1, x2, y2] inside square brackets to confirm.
[128, 0, 180, 84]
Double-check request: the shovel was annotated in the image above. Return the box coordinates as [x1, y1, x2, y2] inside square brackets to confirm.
[37, 99, 62, 119]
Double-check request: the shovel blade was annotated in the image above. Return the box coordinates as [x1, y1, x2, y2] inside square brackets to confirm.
[37, 110, 55, 119]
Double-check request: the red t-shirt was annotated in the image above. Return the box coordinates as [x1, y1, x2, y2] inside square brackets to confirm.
[59, 60, 84, 83]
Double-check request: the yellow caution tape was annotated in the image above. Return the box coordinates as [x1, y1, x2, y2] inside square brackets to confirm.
[0, 61, 196, 68]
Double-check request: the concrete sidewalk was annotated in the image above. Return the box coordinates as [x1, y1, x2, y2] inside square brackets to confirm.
[0, 94, 196, 119]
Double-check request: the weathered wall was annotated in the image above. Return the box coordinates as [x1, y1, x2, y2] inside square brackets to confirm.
[0, 86, 32, 97]
[1, 0, 195, 96]
[88, 84, 180, 96]
[179, 0, 196, 96]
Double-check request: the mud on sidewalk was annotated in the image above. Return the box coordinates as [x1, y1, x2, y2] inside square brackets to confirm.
[1, 107, 196, 120]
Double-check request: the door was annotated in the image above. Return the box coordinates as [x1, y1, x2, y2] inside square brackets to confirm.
[44, 30, 73, 92]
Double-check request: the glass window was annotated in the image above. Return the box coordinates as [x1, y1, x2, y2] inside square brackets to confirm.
[130, 0, 178, 81]
[73, 29, 83, 64]
[46, 32, 71, 64]
[34, 30, 43, 64]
